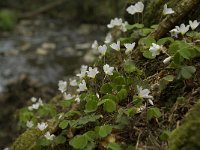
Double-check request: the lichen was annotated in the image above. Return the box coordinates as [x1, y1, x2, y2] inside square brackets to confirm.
[168, 100, 200, 150]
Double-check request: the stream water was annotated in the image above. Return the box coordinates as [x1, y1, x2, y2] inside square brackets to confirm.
[0, 17, 105, 148]
[0, 17, 105, 91]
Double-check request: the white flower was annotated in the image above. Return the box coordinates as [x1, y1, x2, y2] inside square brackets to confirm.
[91, 40, 98, 49]
[126, 5, 136, 15]
[75, 96, 81, 103]
[103, 64, 114, 75]
[26, 121, 34, 128]
[58, 80, 67, 93]
[98, 44, 107, 56]
[38, 98, 43, 106]
[63, 93, 74, 100]
[37, 122, 48, 131]
[110, 41, 120, 51]
[31, 97, 37, 103]
[126, 2, 144, 15]
[137, 85, 153, 99]
[28, 98, 44, 111]
[163, 4, 174, 15]
[32, 103, 40, 110]
[70, 79, 78, 86]
[163, 56, 172, 64]
[170, 28, 179, 38]
[120, 21, 128, 32]
[76, 65, 88, 78]
[124, 43, 135, 54]
[44, 131, 55, 141]
[77, 80, 87, 92]
[149, 43, 161, 57]
[104, 33, 113, 44]
[107, 18, 123, 28]
[3, 148, 9, 150]
[175, 24, 190, 35]
[189, 20, 199, 30]
[87, 67, 99, 78]
[134, 2, 144, 13]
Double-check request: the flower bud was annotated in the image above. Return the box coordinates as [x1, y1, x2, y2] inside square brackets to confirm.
[163, 56, 172, 64]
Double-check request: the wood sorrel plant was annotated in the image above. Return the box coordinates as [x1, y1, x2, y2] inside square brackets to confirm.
[10, 1, 200, 150]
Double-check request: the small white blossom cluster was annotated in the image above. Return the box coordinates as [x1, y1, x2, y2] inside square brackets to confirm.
[149, 43, 162, 57]
[126, 2, 144, 15]
[37, 122, 48, 131]
[107, 18, 128, 32]
[28, 97, 43, 111]
[58, 80, 67, 93]
[44, 131, 55, 141]
[137, 86, 154, 105]
[26, 120, 34, 128]
[170, 20, 199, 37]
[37, 122, 55, 140]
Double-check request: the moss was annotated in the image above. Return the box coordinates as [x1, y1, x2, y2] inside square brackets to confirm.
[10, 128, 43, 150]
[0, 9, 17, 31]
[168, 100, 200, 150]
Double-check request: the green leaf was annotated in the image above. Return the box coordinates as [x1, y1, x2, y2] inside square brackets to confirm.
[123, 60, 140, 73]
[38, 138, 52, 146]
[85, 131, 96, 141]
[85, 96, 98, 113]
[117, 89, 128, 101]
[169, 41, 179, 54]
[38, 104, 56, 117]
[100, 83, 112, 94]
[159, 75, 174, 91]
[139, 36, 156, 47]
[96, 125, 112, 138]
[159, 130, 171, 141]
[19, 108, 34, 125]
[194, 46, 200, 52]
[163, 75, 175, 82]
[126, 23, 144, 30]
[140, 28, 153, 36]
[77, 114, 102, 127]
[59, 120, 69, 129]
[173, 53, 184, 65]
[55, 135, 66, 144]
[102, 94, 118, 102]
[69, 135, 88, 149]
[120, 37, 134, 45]
[103, 99, 117, 113]
[107, 143, 122, 150]
[180, 66, 196, 79]
[147, 107, 162, 120]
[157, 37, 174, 45]
[143, 50, 155, 59]
[113, 76, 126, 85]
[132, 96, 143, 107]
[178, 47, 191, 59]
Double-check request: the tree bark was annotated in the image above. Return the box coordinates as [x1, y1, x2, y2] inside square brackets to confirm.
[151, 0, 200, 40]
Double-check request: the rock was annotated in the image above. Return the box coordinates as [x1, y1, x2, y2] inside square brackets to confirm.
[41, 42, 56, 50]
[36, 47, 48, 55]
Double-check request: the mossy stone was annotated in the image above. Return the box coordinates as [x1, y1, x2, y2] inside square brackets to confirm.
[168, 100, 200, 150]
